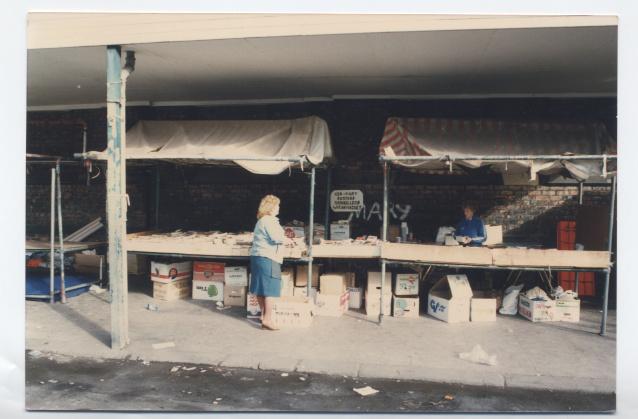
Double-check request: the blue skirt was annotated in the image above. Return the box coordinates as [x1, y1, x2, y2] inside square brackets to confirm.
[249, 256, 281, 297]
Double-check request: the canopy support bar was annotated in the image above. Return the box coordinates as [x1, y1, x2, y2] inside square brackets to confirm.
[379, 162, 389, 324]
[380, 154, 617, 162]
[600, 174, 617, 336]
[307, 167, 316, 294]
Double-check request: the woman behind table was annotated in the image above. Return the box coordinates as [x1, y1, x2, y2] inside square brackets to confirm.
[250, 194, 289, 330]
[455, 203, 487, 247]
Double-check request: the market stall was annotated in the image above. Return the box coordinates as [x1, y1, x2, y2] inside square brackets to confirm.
[377, 117, 617, 334]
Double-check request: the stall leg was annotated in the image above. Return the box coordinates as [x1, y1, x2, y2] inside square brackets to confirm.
[55, 162, 67, 304]
[324, 167, 332, 240]
[600, 175, 616, 336]
[49, 168, 56, 304]
[307, 167, 316, 295]
[574, 272, 580, 295]
[379, 163, 389, 324]
[154, 166, 160, 229]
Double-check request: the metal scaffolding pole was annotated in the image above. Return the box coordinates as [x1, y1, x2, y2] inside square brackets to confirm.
[55, 162, 67, 304]
[307, 167, 316, 294]
[600, 174, 617, 336]
[154, 166, 160, 229]
[380, 154, 617, 162]
[49, 168, 56, 304]
[324, 167, 332, 240]
[379, 162, 389, 324]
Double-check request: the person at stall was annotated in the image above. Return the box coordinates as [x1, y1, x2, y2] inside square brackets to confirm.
[455, 203, 487, 246]
[250, 194, 289, 330]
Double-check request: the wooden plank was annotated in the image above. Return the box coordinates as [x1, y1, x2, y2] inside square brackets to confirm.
[491, 248, 610, 269]
[382, 243, 493, 265]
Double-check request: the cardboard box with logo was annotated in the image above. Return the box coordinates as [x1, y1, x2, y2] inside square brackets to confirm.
[427, 274, 473, 323]
[394, 273, 419, 296]
[150, 261, 193, 284]
[314, 291, 349, 317]
[192, 280, 224, 301]
[555, 299, 580, 322]
[330, 221, 351, 240]
[295, 264, 320, 287]
[518, 295, 557, 322]
[392, 296, 420, 318]
[224, 266, 248, 286]
[153, 278, 191, 301]
[347, 287, 363, 309]
[270, 296, 313, 329]
[193, 261, 225, 282]
[223, 285, 247, 307]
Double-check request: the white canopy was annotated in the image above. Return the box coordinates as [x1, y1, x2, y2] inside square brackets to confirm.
[123, 116, 333, 175]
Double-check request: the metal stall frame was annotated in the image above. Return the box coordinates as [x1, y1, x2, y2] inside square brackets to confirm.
[378, 154, 617, 336]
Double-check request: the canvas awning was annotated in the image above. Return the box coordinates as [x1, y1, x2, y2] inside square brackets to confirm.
[120, 116, 332, 175]
[379, 117, 616, 181]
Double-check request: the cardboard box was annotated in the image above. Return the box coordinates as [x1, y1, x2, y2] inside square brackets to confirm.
[427, 275, 473, 323]
[223, 285, 247, 307]
[518, 294, 557, 322]
[314, 291, 349, 317]
[153, 278, 191, 301]
[246, 293, 261, 319]
[224, 266, 248, 286]
[73, 254, 104, 275]
[271, 296, 313, 329]
[150, 261, 193, 284]
[280, 270, 295, 297]
[347, 287, 363, 309]
[555, 299, 580, 322]
[320, 274, 346, 295]
[471, 298, 497, 322]
[392, 296, 420, 318]
[394, 273, 419, 296]
[192, 280, 224, 301]
[128, 253, 148, 274]
[193, 261, 225, 282]
[295, 264, 320, 287]
[367, 271, 392, 292]
[293, 286, 318, 301]
[330, 222, 350, 240]
[382, 225, 401, 242]
[483, 225, 503, 246]
[365, 289, 392, 317]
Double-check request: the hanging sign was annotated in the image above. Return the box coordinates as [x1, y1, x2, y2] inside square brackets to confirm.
[330, 190, 364, 212]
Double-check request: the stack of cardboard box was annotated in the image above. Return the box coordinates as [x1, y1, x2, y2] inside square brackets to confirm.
[150, 261, 193, 301]
[192, 261, 225, 301]
[294, 264, 320, 300]
[392, 273, 420, 318]
[427, 274, 498, 323]
[223, 266, 248, 307]
[365, 271, 392, 317]
[315, 274, 349, 317]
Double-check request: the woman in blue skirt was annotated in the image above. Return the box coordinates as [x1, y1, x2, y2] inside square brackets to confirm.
[250, 194, 289, 330]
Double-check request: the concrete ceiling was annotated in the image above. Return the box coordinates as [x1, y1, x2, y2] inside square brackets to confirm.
[27, 25, 617, 109]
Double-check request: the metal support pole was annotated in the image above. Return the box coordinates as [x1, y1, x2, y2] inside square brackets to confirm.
[600, 174, 616, 336]
[49, 168, 56, 304]
[574, 272, 580, 295]
[55, 162, 67, 304]
[324, 167, 332, 240]
[307, 167, 316, 295]
[154, 166, 160, 229]
[379, 163, 389, 324]
[106, 45, 131, 349]
[578, 181, 584, 206]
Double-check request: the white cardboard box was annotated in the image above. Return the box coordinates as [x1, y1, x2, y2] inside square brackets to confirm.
[150, 261, 193, 284]
[518, 294, 557, 322]
[320, 274, 346, 295]
[347, 287, 363, 309]
[483, 225, 503, 246]
[314, 291, 349, 317]
[367, 271, 392, 292]
[394, 273, 419, 296]
[330, 223, 351, 240]
[246, 293, 261, 319]
[555, 299, 580, 322]
[293, 286, 318, 302]
[392, 296, 420, 318]
[295, 264, 320, 287]
[153, 278, 191, 301]
[427, 274, 473, 323]
[192, 280, 224, 301]
[223, 285, 247, 307]
[471, 298, 497, 322]
[280, 271, 295, 297]
[365, 289, 392, 317]
[271, 296, 313, 329]
[224, 266, 248, 286]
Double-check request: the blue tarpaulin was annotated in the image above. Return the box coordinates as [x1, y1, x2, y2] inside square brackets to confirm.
[26, 271, 96, 301]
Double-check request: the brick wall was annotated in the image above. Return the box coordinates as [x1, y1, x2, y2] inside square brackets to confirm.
[26, 98, 615, 246]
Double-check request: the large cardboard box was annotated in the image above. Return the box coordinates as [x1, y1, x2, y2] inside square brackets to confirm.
[224, 266, 248, 286]
[223, 285, 247, 307]
[483, 225, 503, 246]
[518, 295, 557, 322]
[367, 271, 392, 292]
[394, 273, 419, 296]
[192, 280, 224, 301]
[153, 278, 191, 301]
[128, 253, 148, 274]
[280, 270, 295, 297]
[427, 275, 473, 323]
[193, 261, 225, 282]
[150, 261, 193, 284]
[392, 296, 420, 318]
[555, 299, 580, 323]
[295, 264, 320, 287]
[271, 296, 313, 329]
[365, 289, 392, 317]
[320, 274, 346, 295]
[293, 286, 318, 301]
[246, 293, 261, 319]
[347, 287, 363, 309]
[330, 222, 350, 240]
[314, 291, 349, 317]
[471, 298, 497, 322]
[73, 254, 104, 275]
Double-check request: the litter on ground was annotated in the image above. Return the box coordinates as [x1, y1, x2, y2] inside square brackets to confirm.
[459, 344, 497, 366]
[353, 386, 379, 396]
[152, 341, 176, 350]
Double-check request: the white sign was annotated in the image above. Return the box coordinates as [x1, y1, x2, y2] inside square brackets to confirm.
[330, 190, 364, 212]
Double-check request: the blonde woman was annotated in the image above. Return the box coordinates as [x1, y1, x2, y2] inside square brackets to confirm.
[250, 195, 288, 330]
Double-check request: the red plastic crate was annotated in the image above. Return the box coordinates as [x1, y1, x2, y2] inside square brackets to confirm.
[556, 221, 596, 296]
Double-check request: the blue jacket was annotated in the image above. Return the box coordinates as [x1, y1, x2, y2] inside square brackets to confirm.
[456, 216, 487, 246]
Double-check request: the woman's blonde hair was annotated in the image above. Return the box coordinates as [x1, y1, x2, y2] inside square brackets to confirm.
[257, 194, 280, 219]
